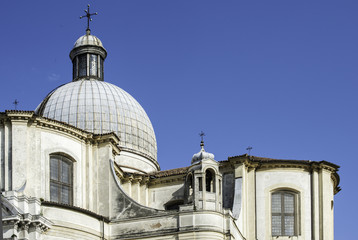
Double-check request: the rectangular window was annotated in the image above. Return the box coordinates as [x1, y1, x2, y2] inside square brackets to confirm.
[100, 57, 104, 80]
[272, 191, 297, 236]
[78, 54, 87, 77]
[89, 54, 98, 77]
[72, 57, 78, 79]
[50, 155, 73, 205]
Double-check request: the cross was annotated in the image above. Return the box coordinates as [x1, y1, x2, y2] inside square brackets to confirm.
[13, 99, 19, 110]
[79, 4, 98, 32]
[246, 146, 253, 155]
[199, 131, 205, 142]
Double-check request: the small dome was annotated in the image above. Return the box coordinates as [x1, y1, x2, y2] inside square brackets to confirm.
[35, 80, 157, 163]
[192, 141, 215, 164]
[73, 33, 103, 48]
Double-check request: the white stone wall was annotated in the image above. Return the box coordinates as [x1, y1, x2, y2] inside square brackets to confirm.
[42, 206, 108, 240]
[148, 182, 184, 209]
[0, 116, 121, 216]
[116, 151, 158, 173]
[256, 168, 311, 240]
[0, 114, 338, 240]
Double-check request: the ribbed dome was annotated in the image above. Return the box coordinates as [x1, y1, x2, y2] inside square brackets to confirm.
[192, 141, 215, 164]
[35, 80, 157, 162]
[74, 34, 103, 48]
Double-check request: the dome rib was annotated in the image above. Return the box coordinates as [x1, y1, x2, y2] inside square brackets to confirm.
[35, 80, 157, 162]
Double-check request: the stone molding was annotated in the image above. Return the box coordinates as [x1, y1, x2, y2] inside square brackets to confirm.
[2, 192, 53, 239]
[41, 201, 109, 223]
[227, 155, 341, 194]
[0, 111, 121, 156]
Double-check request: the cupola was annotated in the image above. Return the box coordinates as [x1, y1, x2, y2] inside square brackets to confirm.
[35, 6, 158, 173]
[70, 29, 107, 81]
[185, 140, 222, 211]
[192, 140, 215, 164]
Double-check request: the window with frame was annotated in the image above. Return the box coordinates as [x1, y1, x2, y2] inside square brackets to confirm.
[271, 190, 298, 236]
[50, 155, 73, 205]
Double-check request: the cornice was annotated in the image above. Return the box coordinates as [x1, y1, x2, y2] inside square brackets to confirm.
[0, 111, 121, 156]
[41, 201, 109, 223]
[227, 155, 340, 171]
[119, 172, 185, 186]
[5, 110, 34, 119]
[148, 175, 185, 186]
[227, 155, 341, 195]
[114, 165, 186, 186]
[332, 172, 341, 194]
[120, 146, 160, 171]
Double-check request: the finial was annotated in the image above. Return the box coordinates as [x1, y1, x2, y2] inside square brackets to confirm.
[246, 146, 253, 156]
[79, 4, 98, 34]
[192, 131, 215, 164]
[13, 99, 19, 110]
[199, 131, 205, 150]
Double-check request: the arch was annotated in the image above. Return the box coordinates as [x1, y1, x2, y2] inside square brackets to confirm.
[270, 186, 300, 195]
[203, 166, 219, 175]
[44, 146, 79, 163]
[186, 173, 194, 202]
[186, 173, 193, 190]
[50, 151, 77, 162]
[205, 168, 216, 193]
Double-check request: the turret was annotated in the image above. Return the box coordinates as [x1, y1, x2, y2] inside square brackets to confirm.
[185, 140, 222, 211]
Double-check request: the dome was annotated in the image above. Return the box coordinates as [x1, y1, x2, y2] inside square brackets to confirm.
[192, 141, 215, 164]
[73, 33, 104, 48]
[35, 80, 157, 163]
[36, 29, 159, 173]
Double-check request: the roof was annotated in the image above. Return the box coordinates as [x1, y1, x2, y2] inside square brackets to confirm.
[35, 80, 158, 163]
[227, 154, 340, 169]
[73, 34, 104, 48]
[148, 166, 190, 178]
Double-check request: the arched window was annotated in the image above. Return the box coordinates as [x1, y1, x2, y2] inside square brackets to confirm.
[271, 190, 298, 236]
[50, 155, 73, 205]
[205, 169, 215, 192]
[187, 174, 193, 195]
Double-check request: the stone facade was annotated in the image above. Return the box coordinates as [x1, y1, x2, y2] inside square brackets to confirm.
[0, 27, 340, 239]
[0, 111, 340, 239]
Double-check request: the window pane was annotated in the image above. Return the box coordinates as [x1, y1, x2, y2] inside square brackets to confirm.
[79, 54, 87, 77]
[272, 191, 297, 236]
[89, 54, 98, 76]
[272, 193, 281, 213]
[272, 215, 282, 236]
[284, 193, 294, 213]
[101, 57, 104, 80]
[50, 158, 58, 180]
[61, 186, 70, 205]
[73, 58, 77, 79]
[61, 160, 70, 184]
[284, 216, 295, 236]
[50, 155, 73, 205]
[50, 183, 59, 202]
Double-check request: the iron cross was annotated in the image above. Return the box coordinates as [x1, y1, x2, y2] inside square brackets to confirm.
[199, 131, 205, 142]
[80, 4, 98, 31]
[246, 146, 253, 155]
[13, 99, 19, 110]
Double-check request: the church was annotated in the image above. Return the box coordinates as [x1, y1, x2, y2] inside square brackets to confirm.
[0, 7, 340, 240]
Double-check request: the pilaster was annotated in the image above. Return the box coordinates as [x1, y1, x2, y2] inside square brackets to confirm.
[10, 119, 28, 191]
[311, 168, 319, 240]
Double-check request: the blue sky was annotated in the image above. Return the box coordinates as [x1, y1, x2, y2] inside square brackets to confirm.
[1, 1, 357, 238]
